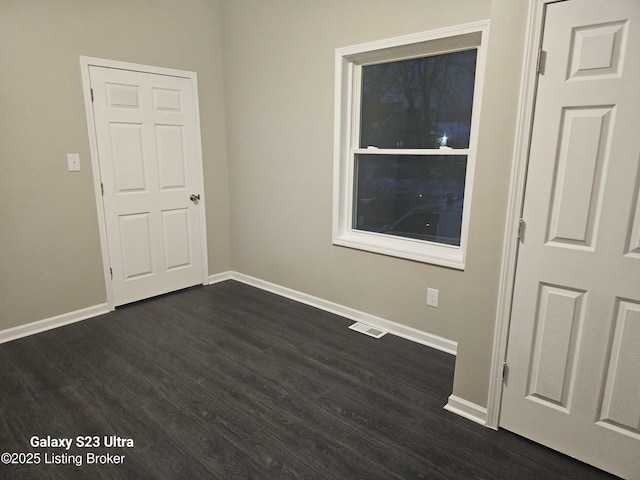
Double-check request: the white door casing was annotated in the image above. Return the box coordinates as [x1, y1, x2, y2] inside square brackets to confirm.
[500, 1, 640, 478]
[81, 58, 208, 308]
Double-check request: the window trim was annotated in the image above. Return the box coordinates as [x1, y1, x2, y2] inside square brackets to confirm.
[332, 21, 490, 270]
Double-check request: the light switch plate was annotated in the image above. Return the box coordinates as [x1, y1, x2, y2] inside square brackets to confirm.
[427, 288, 439, 307]
[67, 153, 80, 172]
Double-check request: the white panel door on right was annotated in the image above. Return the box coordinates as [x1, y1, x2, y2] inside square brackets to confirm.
[90, 66, 205, 306]
[500, 1, 640, 478]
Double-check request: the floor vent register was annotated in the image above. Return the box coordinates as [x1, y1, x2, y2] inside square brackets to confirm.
[348, 322, 387, 339]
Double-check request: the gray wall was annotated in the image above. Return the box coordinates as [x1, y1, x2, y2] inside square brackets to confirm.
[0, 0, 529, 408]
[221, 0, 528, 407]
[0, 0, 231, 330]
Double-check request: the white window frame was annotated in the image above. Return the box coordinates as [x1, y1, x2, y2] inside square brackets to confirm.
[332, 21, 490, 270]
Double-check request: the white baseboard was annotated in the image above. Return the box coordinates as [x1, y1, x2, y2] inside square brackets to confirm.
[208, 271, 233, 284]
[0, 303, 110, 345]
[218, 271, 457, 356]
[444, 394, 488, 426]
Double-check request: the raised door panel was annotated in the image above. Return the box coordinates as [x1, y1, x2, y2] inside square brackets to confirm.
[152, 88, 183, 112]
[567, 20, 627, 80]
[599, 300, 640, 438]
[161, 209, 192, 271]
[118, 213, 154, 280]
[156, 125, 187, 190]
[110, 123, 147, 193]
[627, 175, 640, 258]
[527, 284, 586, 410]
[106, 82, 141, 109]
[547, 107, 612, 249]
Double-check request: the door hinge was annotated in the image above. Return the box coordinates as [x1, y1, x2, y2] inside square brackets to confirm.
[517, 218, 526, 242]
[90, 88, 94, 102]
[537, 49, 547, 75]
[110, 267, 113, 280]
[502, 362, 509, 382]
[101, 182, 104, 196]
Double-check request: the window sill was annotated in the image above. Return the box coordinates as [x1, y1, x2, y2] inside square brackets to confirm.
[333, 231, 465, 270]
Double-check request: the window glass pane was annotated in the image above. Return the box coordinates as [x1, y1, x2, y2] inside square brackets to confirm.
[353, 154, 466, 246]
[360, 49, 477, 149]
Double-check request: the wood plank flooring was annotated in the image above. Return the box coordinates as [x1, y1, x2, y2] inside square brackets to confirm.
[0, 281, 619, 479]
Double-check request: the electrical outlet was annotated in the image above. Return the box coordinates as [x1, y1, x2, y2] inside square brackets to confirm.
[427, 288, 439, 307]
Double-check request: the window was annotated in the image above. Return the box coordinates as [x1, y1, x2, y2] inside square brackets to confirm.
[333, 22, 488, 269]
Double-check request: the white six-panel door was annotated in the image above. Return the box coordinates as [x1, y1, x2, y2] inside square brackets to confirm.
[500, 1, 640, 478]
[89, 66, 205, 306]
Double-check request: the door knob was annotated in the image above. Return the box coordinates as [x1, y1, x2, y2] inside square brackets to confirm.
[190, 193, 200, 203]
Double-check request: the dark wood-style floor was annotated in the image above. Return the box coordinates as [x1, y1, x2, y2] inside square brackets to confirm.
[0, 281, 618, 479]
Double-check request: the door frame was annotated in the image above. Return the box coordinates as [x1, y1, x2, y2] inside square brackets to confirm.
[486, 0, 560, 429]
[79, 56, 209, 311]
